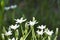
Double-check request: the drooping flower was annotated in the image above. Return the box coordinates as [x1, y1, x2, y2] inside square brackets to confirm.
[44, 29, 53, 36]
[28, 20, 38, 26]
[36, 30, 44, 35]
[37, 25, 46, 30]
[5, 30, 12, 36]
[15, 17, 27, 24]
[9, 24, 19, 30]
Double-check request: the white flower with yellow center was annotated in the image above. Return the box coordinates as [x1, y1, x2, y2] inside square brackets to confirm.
[9, 24, 19, 30]
[36, 30, 44, 35]
[37, 25, 46, 30]
[15, 17, 27, 24]
[28, 20, 38, 26]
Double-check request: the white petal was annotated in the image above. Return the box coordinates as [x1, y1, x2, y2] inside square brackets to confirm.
[37, 25, 46, 29]
[36, 30, 44, 35]
[9, 24, 19, 30]
[5, 30, 12, 36]
[44, 29, 53, 36]
[12, 37, 15, 40]
[15, 17, 27, 24]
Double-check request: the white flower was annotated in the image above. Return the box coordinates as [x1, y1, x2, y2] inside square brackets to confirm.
[9, 24, 19, 30]
[4, 5, 17, 11]
[44, 29, 53, 36]
[4, 7, 10, 10]
[28, 20, 38, 26]
[12, 37, 15, 40]
[37, 25, 46, 30]
[9, 37, 15, 40]
[36, 30, 44, 35]
[15, 17, 27, 24]
[10, 5, 17, 9]
[5, 30, 12, 36]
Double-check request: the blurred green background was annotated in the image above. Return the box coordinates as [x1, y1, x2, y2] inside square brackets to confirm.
[0, 0, 60, 39]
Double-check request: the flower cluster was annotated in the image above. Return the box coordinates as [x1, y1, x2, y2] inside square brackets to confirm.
[2, 17, 27, 40]
[1, 17, 58, 40]
[4, 5, 17, 10]
[36, 25, 53, 36]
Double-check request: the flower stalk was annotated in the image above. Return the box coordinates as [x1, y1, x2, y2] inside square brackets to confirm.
[1, 34, 5, 40]
[48, 36, 51, 40]
[15, 29, 19, 40]
[54, 28, 59, 40]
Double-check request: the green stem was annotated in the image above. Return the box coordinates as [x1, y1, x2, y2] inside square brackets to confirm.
[38, 35, 40, 40]
[54, 36, 57, 40]
[41, 35, 43, 40]
[6, 36, 10, 40]
[20, 24, 24, 36]
[48, 36, 51, 40]
[1, 34, 5, 40]
[15, 30, 19, 40]
[31, 26, 37, 40]
[54, 28, 58, 40]
[24, 29, 31, 40]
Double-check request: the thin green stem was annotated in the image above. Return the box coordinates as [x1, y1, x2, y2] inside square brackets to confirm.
[37, 35, 40, 40]
[31, 26, 37, 40]
[20, 24, 24, 36]
[48, 36, 51, 40]
[15, 30, 19, 40]
[1, 34, 5, 40]
[24, 29, 31, 40]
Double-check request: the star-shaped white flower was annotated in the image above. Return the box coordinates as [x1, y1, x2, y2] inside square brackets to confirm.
[15, 17, 27, 24]
[28, 20, 38, 26]
[5, 30, 12, 36]
[37, 25, 46, 30]
[44, 29, 53, 36]
[36, 30, 44, 35]
[9, 24, 19, 30]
